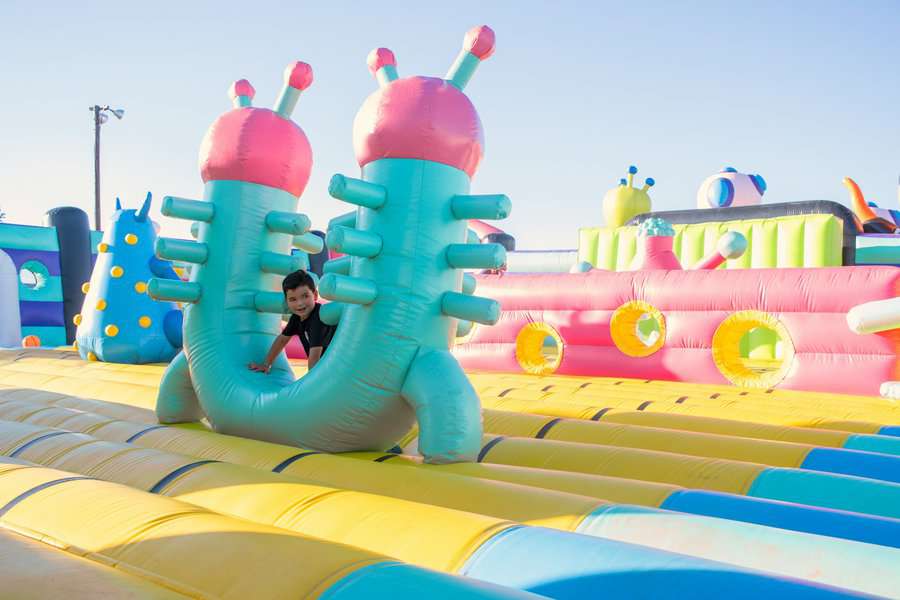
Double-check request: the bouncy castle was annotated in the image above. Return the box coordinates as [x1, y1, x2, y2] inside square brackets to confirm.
[3, 24, 900, 600]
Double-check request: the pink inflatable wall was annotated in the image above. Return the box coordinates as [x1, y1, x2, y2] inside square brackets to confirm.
[454, 267, 900, 395]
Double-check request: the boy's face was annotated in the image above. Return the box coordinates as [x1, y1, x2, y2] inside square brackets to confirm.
[285, 285, 317, 320]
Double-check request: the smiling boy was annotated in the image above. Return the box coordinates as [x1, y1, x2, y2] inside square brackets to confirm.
[249, 270, 336, 373]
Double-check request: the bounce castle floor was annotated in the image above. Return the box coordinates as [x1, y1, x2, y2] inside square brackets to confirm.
[1, 348, 900, 598]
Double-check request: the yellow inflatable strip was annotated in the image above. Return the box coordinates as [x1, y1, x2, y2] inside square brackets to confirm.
[468, 371, 896, 413]
[485, 387, 900, 427]
[344, 453, 679, 507]
[0, 389, 156, 425]
[474, 435, 767, 494]
[0, 526, 189, 599]
[595, 411, 856, 446]
[0, 461, 387, 599]
[6, 351, 897, 429]
[537, 389, 900, 422]
[0, 420, 521, 573]
[481, 394, 888, 435]
[481, 410, 814, 468]
[0, 401, 627, 528]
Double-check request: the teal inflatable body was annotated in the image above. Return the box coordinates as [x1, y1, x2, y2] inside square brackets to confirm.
[149, 27, 508, 463]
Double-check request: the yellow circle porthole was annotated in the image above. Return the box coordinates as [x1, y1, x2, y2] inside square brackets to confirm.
[712, 310, 795, 389]
[515, 322, 564, 375]
[610, 300, 666, 357]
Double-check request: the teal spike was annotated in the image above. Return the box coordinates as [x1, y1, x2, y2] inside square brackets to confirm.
[328, 174, 387, 209]
[190, 222, 201, 240]
[254, 291, 288, 314]
[319, 302, 344, 326]
[456, 319, 474, 338]
[323, 256, 351, 276]
[319, 273, 378, 305]
[161, 196, 214, 222]
[376, 64, 399, 87]
[328, 211, 357, 231]
[450, 194, 511, 220]
[266, 211, 311, 235]
[155, 238, 209, 265]
[462, 273, 477, 295]
[326, 226, 382, 258]
[446, 51, 481, 90]
[467, 229, 481, 244]
[260, 251, 306, 275]
[441, 292, 500, 325]
[293, 232, 325, 254]
[446, 243, 506, 270]
[274, 86, 301, 120]
[148, 278, 201, 303]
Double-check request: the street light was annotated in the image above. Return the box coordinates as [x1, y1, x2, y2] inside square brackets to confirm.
[90, 105, 125, 230]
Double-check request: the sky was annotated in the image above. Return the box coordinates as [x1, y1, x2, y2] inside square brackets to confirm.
[1, 0, 898, 249]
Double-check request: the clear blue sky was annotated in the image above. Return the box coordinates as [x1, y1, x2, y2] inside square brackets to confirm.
[2, 1, 898, 248]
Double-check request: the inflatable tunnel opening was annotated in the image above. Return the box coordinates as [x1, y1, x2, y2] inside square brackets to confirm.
[19, 259, 49, 291]
[515, 322, 564, 375]
[713, 310, 795, 388]
[611, 300, 666, 357]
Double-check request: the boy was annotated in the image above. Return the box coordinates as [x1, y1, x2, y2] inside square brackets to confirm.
[249, 270, 336, 373]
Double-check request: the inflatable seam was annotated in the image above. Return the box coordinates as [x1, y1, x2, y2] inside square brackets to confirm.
[272, 451, 322, 473]
[477, 436, 505, 462]
[9, 431, 73, 457]
[0, 476, 93, 518]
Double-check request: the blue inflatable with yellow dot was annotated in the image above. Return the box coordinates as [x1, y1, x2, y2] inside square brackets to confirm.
[74, 193, 183, 363]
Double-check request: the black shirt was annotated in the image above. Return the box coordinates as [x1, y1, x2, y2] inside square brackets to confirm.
[282, 304, 336, 356]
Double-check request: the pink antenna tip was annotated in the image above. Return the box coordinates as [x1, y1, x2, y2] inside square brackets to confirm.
[284, 61, 313, 91]
[463, 25, 495, 60]
[229, 79, 255, 101]
[367, 48, 397, 76]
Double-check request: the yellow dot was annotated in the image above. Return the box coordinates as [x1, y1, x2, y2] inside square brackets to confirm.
[72, 340, 79, 350]
[134, 281, 148, 294]
[81, 282, 90, 294]
[105, 324, 119, 337]
[98, 242, 109, 253]
[73, 314, 82, 326]
[139, 316, 152, 328]
[124, 233, 138, 245]
[110, 266, 124, 278]
[96, 299, 107, 311]
[87, 352, 98, 361]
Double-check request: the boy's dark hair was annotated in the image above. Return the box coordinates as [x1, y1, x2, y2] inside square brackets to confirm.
[282, 270, 317, 295]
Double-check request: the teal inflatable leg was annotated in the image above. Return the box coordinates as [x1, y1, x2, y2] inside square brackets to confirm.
[402, 349, 482, 464]
[156, 351, 203, 423]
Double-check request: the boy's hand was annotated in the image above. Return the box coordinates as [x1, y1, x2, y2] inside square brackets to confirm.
[248, 362, 271, 374]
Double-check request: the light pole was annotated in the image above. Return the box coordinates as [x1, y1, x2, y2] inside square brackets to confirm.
[90, 105, 125, 230]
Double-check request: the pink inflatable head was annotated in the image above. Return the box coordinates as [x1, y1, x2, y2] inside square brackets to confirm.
[199, 62, 314, 197]
[353, 26, 495, 179]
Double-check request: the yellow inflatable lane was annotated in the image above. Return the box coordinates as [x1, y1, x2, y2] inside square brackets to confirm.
[482, 394, 889, 434]
[0, 402, 616, 530]
[0, 420, 522, 573]
[0, 459, 388, 599]
[345, 452, 680, 507]
[0, 526, 189, 599]
[473, 435, 767, 494]
[483, 387, 900, 430]
[482, 411, 815, 468]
